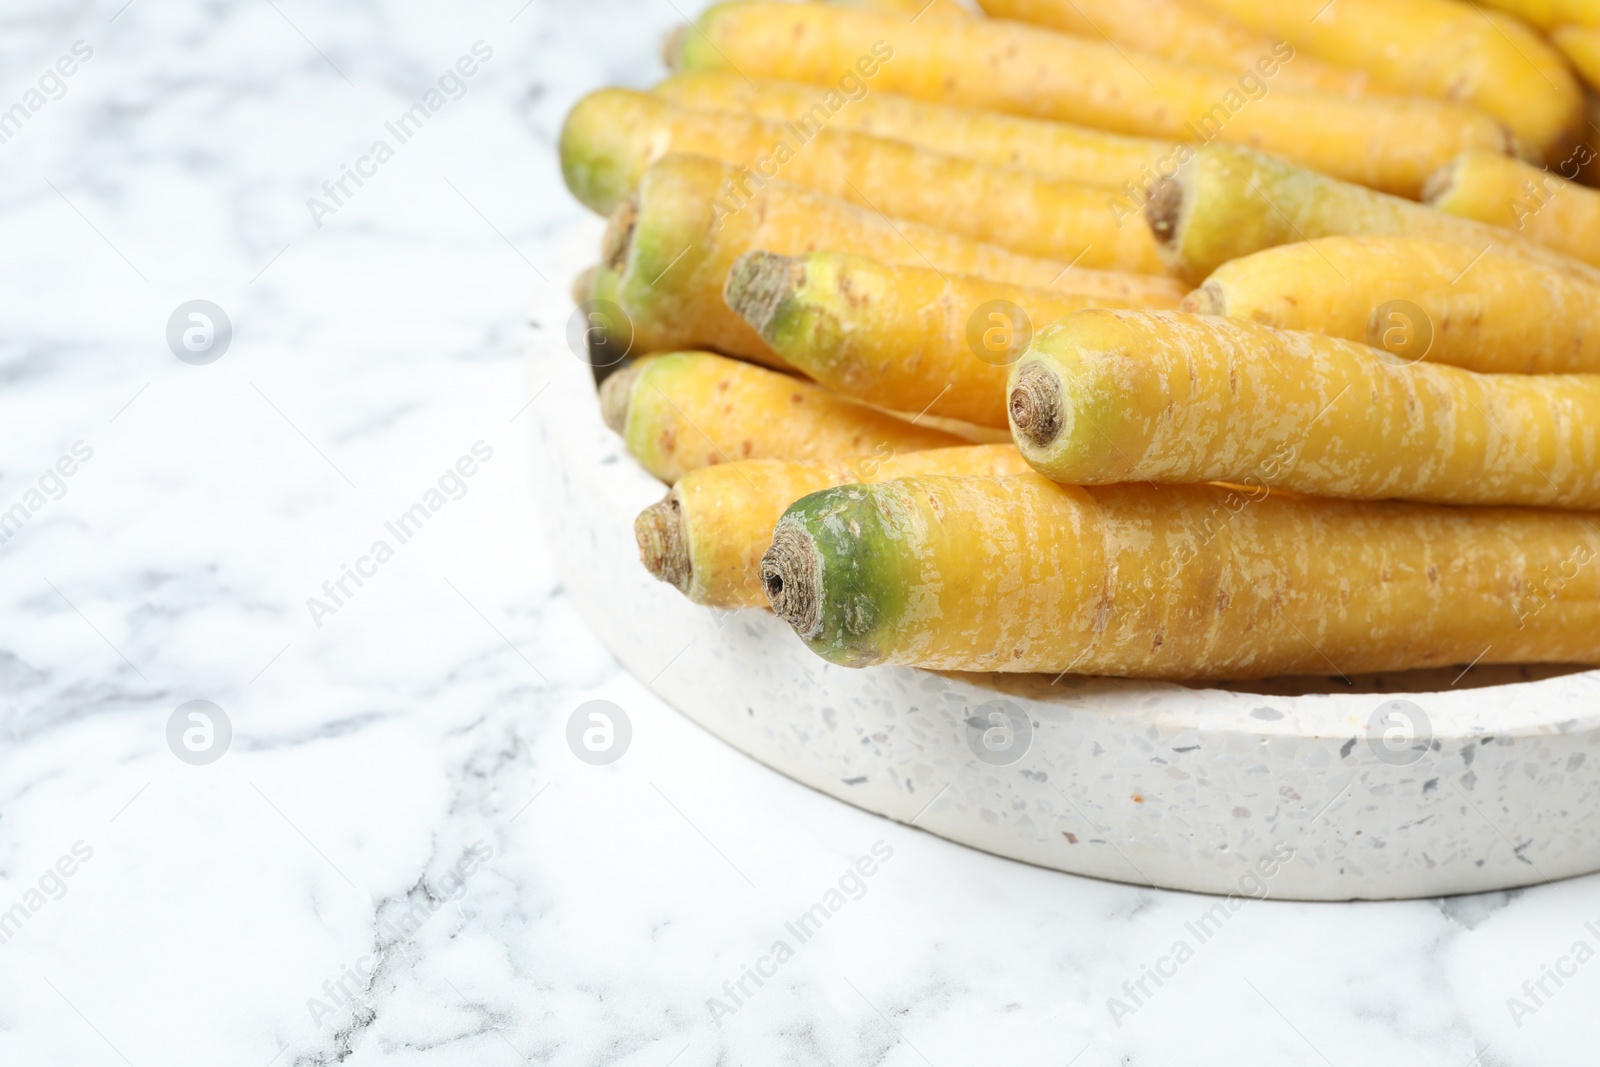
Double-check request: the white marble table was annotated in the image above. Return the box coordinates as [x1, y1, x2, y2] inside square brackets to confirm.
[0, 2, 1594, 1064]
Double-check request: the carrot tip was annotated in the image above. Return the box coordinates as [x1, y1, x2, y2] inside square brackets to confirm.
[1009, 362, 1063, 450]
[1181, 280, 1224, 316]
[1144, 176, 1183, 251]
[725, 250, 802, 341]
[661, 24, 688, 71]
[762, 519, 823, 638]
[636, 493, 693, 592]
[599, 364, 640, 435]
[602, 195, 638, 273]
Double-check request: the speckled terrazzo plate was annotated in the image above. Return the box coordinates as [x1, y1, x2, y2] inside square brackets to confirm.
[528, 224, 1600, 901]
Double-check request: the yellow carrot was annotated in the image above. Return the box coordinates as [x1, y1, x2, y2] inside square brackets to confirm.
[761, 474, 1600, 678]
[977, 0, 1375, 96]
[1474, 0, 1600, 30]
[1554, 25, 1600, 89]
[823, 0, 972, 19]
[1148, 143, 1600, 285]
[1007, 310, 1600, 509]
[653, 72, 1173, 194]
[561, 88, 1167, 272]
[1188, 0, 1583, 161]
[1183, 236, 1600, 374]
[1424, 150, 1600, 269]
[670, 1, 1514, 196]
[600, 155, 1184, 366]
[727, 250, 1157, 427]
[600, 351, 963, 483]
[635, 444, 1029, 607]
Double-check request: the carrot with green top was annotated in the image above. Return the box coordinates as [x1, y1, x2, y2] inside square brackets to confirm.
[1424, 151, 1600, 269]
[727, 250, 1145, 427]
[669, 1, 1513, 196]
[760, 474, 1600, 678]
[1007, 310, 1600, 509]
[561, 88, 1167, 272]
[978, 0, 1375, 96]
[1183, 236, 1600, 374]
[653, 72, 1174, 194]
[600, 351, 963, 483]
[1187, 0, 1582, 161]
[1146, 144, 1600, 284]
[636, 444, 1030, 607]
[598, 155, 1183, 366]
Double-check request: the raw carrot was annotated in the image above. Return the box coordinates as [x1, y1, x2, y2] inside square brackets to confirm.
[1007, 309, 1600, 508]
[1188, 0, 1583, 161]
[1553, 25, 1600, 89]
[760, 474, 1600, 677]
[1476, 0, 1600, 28]
[653, 72, 1174, 194]
[1146, 144, 1600, 284]
[600, 351, 962, 483]
[977, 0, 1375, 96]
[669, 1, 1514, 196]
[1424, 150, 1600, 268]
[726, 250, 1156, 428]
[823, 0, 972, 19]
[561, 88, 1167, 272]
[600, 155, 1184, 365]
[1183, 236, 1600, 374]
[636, 443, 1030, 607]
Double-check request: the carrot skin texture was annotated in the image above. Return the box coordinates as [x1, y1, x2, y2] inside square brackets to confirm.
[765, 474, 1600, 678]
[671, 1, 1513, 197]
[643, 444, 1030, 607]
[732, 250, 1150, 428]
[605, 155, 1183, 365]
[1425, 151, 1600, 269]
[977, 0, 1375, 96]
[1009, 310, 1600, 509]
[1186, 236, 1600, 374]
[1151, 144, 1600, 285]
[1188, 0, 1583, 161]
[653, 72, 1174, 192]
[561, 88, 1167, 272]
[605, 351, 962, 484]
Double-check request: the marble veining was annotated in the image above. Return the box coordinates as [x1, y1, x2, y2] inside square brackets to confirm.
[1, 2, 1597, 1064]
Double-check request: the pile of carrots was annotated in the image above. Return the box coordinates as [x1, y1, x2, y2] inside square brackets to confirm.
[558, 0, 1600, 682]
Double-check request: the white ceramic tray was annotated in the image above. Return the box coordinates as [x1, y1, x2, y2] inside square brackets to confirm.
[529, 222, 1600, 900]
